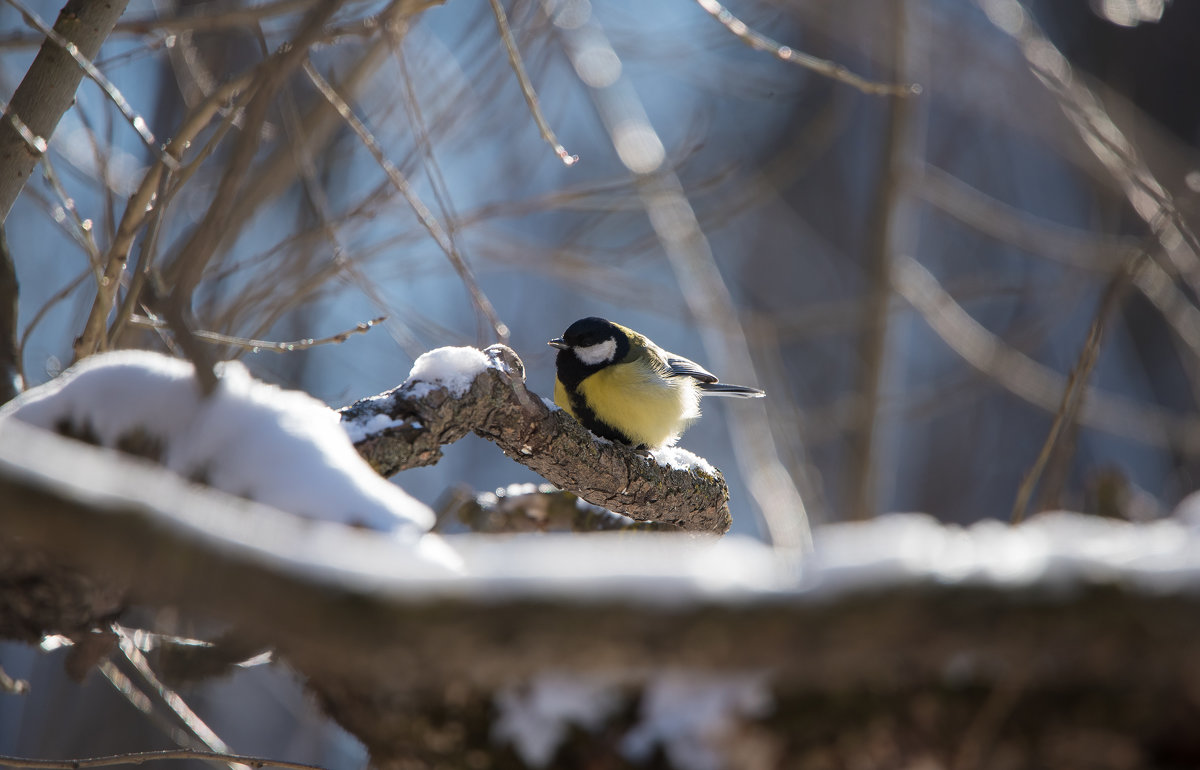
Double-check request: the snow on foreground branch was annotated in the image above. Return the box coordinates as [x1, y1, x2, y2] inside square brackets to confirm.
[0, 345, 733, 533]
[4, 450, 1200, 770]
[0, 350, 434, 535]
[341, 344, 733, 533]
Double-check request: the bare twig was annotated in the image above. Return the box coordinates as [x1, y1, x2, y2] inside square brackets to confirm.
[94, 663, 198, 756]
[116, 0, 322, 34]
[18, 268, 88, 379]
[2, 0, 175, 170]
[0, 665, 28, 695]
[1011, 259, 1140, 523]
[913, 163, 1136, 273]
[142, 281, 218, 397]
[106, 169, 173, 348]
[0, 95, 46, 156]
[893, 254, 1200, 452]
[109, 629, 246, 768]
[0, 0, 131, 222]
[0, 751, 328, 770]
[488, 0, 577, 166]
[37, 153, 103, 273]
[74, 71, 259, 361]
[846, 0, 914, 521]
[301, 60, 511, 343]
[164, 0, 340, 309]
[127, 314, 386, 353]
[692, 0, 920, 96]
[978, 0, 1200, 297]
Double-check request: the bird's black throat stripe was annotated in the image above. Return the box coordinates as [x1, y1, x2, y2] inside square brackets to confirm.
[565, 386, 638, 447]
[554, 330, 638, 446]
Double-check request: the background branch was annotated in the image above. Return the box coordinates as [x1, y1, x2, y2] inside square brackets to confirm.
[0, 0, 130, 223]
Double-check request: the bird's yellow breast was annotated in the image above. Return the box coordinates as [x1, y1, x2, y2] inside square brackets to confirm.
[569, 362, 699, 448]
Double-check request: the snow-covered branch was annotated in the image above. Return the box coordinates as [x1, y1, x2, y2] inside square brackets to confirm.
[342, 344, 734, 534]
[3, 427, 1200, 768]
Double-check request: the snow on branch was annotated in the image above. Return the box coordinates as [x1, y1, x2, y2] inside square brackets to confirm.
[4, 436, 1200, 768]
[342, 344, 734, 534]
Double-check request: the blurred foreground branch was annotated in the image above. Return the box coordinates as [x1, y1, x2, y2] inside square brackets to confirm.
[2, 427, 1200, 768]
[343, 344, 733, 533]
[0, 225, 18, 402]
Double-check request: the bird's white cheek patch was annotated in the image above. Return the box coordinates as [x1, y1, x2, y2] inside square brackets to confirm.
[574, 339, 617, 365]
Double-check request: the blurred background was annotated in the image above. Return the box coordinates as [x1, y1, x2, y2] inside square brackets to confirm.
[1, 0, 1199, 763]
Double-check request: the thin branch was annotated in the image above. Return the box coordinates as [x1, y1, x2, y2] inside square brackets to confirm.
[1011, 259, 1140, 523]
[978, 0, 1200, 297]
[217, 1, 443, 266]
[845, 0, 913, 521]
[913, 162, 1137, 273]
[142, 280, 218, 397]
[914, 163, 1200, 367]
[37, 153, 103, 274]
[0, 751, 329, 770]
[395, 49, 460, 244]
[106, 169, 173, 348]
[301, 60, 511, 343]
[94, 663, 200, 757]
[893, 253, 1200, 453]
[127, 314, 387, 353]
[110, 629, 245, 768]
[488, 0, 577, 166]
[115, 0, 323, 34]
[18, 267, 89, 377]
[164, 55, 303, 308]
[0, 95, 47, 155]
[0, 0, 130, 222]
[0, 665, 28, 694]
[692, 0, 920, 96]
[73, 71, 259, 361]
[3, 0, 177, 171]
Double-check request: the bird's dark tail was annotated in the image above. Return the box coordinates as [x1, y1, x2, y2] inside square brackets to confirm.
[697, 383, 764, 398]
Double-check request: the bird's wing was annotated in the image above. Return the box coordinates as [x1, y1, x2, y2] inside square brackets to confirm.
[663, 353, 719, 384]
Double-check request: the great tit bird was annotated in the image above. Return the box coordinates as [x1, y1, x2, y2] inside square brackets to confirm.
[549, 317, 764, 449]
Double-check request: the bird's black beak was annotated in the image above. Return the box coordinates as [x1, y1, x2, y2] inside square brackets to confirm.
[548, 338, 568, 350]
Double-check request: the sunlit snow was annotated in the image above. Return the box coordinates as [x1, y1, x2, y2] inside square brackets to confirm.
[1, 350, 433, 534]
[405, 345, 489, 398]
[650, 445, 717, 476]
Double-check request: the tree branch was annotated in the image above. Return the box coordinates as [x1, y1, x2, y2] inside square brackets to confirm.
[342, 345, 733, 533]
[3, 420, 1200, 767]
[0, 749, 330, 770]
[0, 0, 131, 223]
[0, 224, 19, 403]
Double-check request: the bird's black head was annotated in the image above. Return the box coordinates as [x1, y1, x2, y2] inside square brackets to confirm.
[549, 317, 630, 387]
[559, 317, 619, 348]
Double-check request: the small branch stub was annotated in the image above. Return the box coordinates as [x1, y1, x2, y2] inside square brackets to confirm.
[342, 345, 732, 533]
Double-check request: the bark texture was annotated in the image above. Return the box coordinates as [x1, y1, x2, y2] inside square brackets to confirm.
[0, 0, 131, 222]
[0, 429, 1198, 769]
[343, 344, 733, 534]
